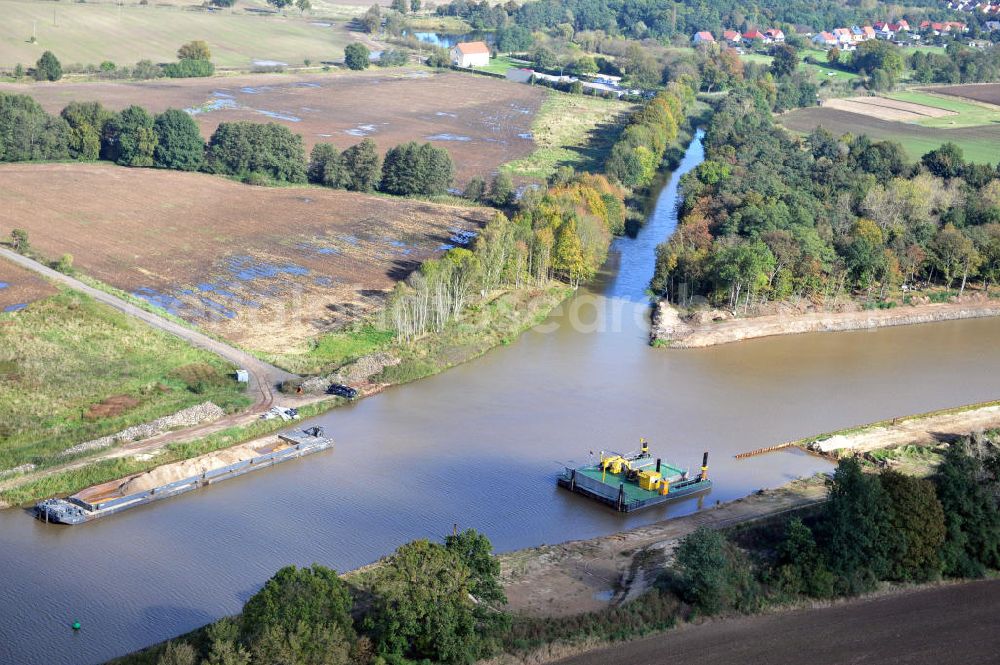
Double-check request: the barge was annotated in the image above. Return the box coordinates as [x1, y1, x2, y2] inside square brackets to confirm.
[35, 427, 332, 525]
[557, 440, 711, 512]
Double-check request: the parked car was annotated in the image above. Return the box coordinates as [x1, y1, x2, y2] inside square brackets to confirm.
[326, 383, 358, 399]
[260, 406, 300, 421]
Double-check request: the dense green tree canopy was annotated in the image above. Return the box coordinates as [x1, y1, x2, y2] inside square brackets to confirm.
[34, 51, 62, 81]
[153, 109, 205, 171]
[205, 121, 307, 183]
[340, 138, 381, 191]
[103, 105, 158, 167]
[380, 141, 454, 196]
[344, 43, 371, 70]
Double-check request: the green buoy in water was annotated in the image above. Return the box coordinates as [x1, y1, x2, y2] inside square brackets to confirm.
[72, 621, 81, 631]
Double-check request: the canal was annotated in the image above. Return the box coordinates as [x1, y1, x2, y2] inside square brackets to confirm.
[2, 132, 999, 665]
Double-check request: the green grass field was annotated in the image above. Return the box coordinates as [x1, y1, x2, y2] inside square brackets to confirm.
[503, 90, 632, 180]
[0, 0, 355, 69]
[473, 54, 532, 75]
[886, 90, 1000, 128]
[741, 49, 858, 82]
[0, 289, 249, 473]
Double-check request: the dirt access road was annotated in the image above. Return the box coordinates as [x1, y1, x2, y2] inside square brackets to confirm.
[0, 247, 306, 502]
[0, 247, 295, 403]
[556, 579, 1000, 665]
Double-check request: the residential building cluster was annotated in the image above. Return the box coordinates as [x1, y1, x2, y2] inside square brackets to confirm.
[693, 18, 974, 52]
[947, 1, 1000, 25]
[692, 28, 785, 46]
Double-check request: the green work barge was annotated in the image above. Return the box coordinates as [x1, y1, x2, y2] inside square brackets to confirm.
[558, 441, 712, 512]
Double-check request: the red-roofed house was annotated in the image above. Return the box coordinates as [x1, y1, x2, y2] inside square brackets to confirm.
[692, 31, 716, 44]
[765, 28, 785, 42]
[723, 29, 742, 44]
[743, 28, 770, 43]
[450, 41, 490, 68]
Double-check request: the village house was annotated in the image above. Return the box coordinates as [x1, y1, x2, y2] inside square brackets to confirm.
[765, 28, 785, 42]
[692, 31, 716, 45]
[722, 29, 742, 45]
[450, 41, 490, 68]
[833, 27, 854, 45]
[743, 28, 771, 44]
[812, 31, 839, 47]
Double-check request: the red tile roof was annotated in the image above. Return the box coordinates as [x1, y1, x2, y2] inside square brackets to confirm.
[455, 41, 490, 55]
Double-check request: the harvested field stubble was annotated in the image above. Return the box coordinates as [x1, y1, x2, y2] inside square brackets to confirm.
[0, 71, 545, 183]
[0, 162, 491, 353]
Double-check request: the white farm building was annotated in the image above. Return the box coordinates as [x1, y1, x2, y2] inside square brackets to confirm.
[450, 41, 490, 68]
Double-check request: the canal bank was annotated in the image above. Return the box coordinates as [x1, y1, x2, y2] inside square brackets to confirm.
[3, 132, 1000, 665]
[652, 297, 1000, 348]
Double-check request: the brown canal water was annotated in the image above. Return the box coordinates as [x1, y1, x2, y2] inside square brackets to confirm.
[2, 132, 999, 665]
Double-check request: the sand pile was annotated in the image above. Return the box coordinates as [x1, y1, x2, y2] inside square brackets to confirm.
[118, 439, 276, 494]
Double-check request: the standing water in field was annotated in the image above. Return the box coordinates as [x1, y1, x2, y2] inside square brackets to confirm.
[2, 132, 1000, 665]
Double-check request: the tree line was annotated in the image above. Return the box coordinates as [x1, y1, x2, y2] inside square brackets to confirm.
[0, 92, 458, 194]
[434, 0, 950, 44]
[651, 85, 1000, 313]
[384, 172, 626, 339]
[132, 529, 509, 665]
[605, 85, 691, 189]
[7, 42, 215, 83]
[671, 436, 999, 619]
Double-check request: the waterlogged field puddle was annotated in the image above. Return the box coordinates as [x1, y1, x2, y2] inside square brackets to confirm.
[1, 163, 491, 352]
[1, 71, 545, 182]
[0, 258, 56, 310]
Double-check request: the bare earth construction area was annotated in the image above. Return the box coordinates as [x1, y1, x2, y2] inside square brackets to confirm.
[0, 163, 491, 353]
[0, 71, 545, 183]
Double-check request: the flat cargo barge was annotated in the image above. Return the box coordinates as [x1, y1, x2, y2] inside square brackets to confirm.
[35, 427, 333, 525]
[558, 443, 711, 512]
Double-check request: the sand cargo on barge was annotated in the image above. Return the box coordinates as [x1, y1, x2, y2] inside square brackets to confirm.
[35, 428, 333, 525]
[558, 440, 711, 512]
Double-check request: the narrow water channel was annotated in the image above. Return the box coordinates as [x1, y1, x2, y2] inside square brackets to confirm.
[2, 132, 999, 665]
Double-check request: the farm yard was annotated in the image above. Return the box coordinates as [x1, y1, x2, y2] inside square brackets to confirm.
[0, 255, 55, 312]
[0, 70, 545, 183]
[0, 162, 491, 357]
[0, 0, 359, 69]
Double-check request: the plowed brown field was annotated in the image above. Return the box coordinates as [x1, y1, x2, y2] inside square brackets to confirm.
[0, 162, 490, 352]
[927, 82, 1000, 106]
[0, 70, 544, 184]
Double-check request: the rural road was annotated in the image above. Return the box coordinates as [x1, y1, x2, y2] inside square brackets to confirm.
[0, 246, 295, 407]
[556, 580, 1000, 665]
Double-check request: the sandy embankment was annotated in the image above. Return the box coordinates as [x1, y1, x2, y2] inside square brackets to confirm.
[805, 402, 1000, 454]
[651, 299, 1000, 348]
